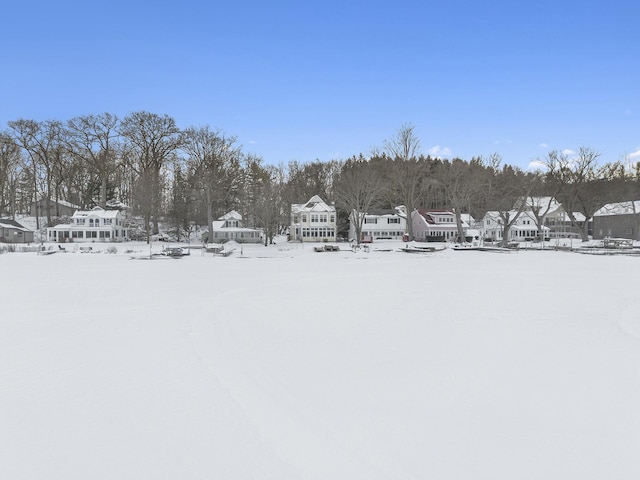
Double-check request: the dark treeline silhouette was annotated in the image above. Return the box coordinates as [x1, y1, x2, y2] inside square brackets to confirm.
[1, 115, 639, 243]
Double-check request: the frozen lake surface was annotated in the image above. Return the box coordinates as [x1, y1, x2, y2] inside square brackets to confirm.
[2, 241, 639, 479]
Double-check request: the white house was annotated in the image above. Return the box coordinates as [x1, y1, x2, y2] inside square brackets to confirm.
[411, 209, 467, 242]
[209, 210, 263, 243]
[290, 195, 337, 242]
[516, 196, 587, 238]
[482, 210, 550, 243]
[47, 206, 127, 242]
[348, 209, 406, 242]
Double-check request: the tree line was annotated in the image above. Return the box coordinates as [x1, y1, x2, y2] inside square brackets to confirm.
[1, 114, 638, 244]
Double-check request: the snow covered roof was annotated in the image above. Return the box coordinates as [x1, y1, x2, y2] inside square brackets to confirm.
[593, 201, 640, 217]
[291, 195, 335, 213]
[219, 210, 242, 221]
[0, 219, 31, 232]
[71, 206, 120, 219]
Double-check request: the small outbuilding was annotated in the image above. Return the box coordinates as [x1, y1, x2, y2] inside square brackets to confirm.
[0, 218, 35, 244]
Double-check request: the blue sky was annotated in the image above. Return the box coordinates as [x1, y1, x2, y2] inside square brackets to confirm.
[1, 0, 639, 169]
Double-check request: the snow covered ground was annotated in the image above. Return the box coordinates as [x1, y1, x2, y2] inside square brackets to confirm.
[2, 240, 639, 479]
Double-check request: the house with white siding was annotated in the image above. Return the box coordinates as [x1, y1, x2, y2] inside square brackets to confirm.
[210, 210, 263, 243]
[482, 210, 550, 243]
[290, 195, 337, 242]
[46, 207, 127, 242]
[348, 209, 406, 242]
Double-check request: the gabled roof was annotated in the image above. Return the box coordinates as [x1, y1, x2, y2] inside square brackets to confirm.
[71, 206, 120, 219]
[415, 209, 455, 224]
[594, 201, 640, 217]
[219, 210, 242, 221]
[0, 218, 31, 231]
[291, 195, 335, 213]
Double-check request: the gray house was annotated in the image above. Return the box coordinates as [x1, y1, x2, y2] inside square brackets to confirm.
[30, 198, 81, 218]
[592, 201, 640, 240]
[0, 218, 35, 244]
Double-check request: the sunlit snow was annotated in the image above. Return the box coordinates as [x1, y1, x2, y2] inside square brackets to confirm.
[2, 241, 639, 479]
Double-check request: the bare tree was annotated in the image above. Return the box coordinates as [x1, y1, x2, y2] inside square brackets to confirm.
[333, 157, 387, 244]
[66, 113, 120, 208]
[435, 157, 489, 241]
[7, 119, 65, 228]
[252, 163, 288, 245]
[545, 147, 602, 241]
[181, 126, 241, 240]
[0, 132, 22, 218]
[383, 124, 427, 240]
[120, 112, 181, 240]
[488, 163, 535, 246]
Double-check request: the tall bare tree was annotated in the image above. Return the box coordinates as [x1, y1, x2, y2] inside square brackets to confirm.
[252, 163, 288, 245]
[120, 112, 181, 240]
[181, 126, 241, 240]
[435, 157, 489, 241]
[0, 132, 21, 218]
[488, 163, 535, 246]
[7, 119, 64, 228]
[66, 113, 120, 208]
[383, 124, 429, 240]
[545, 147, 601, 241]
[333, 157, 387, 244]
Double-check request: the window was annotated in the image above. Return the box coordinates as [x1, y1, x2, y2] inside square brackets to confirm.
[365, 218, 377, 224]
[330, 215, 335, 223]
[301, 215, 307, 223]
[311, 214, 319, 223]
[388, 218, 400, 224]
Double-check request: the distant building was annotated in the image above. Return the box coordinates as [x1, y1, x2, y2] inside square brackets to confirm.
[411, 209, 465, 242]
[290, 195, 337, 242]
[482, 210, 550, 242]
[348, 209, 406, 242]
[515, 196, 587, 238]
[30, 198, 81, 218]
[592, 201, 640, 240]
[209, 210, 263, 243]
[46, 206, 127, 242]
[0, 218, 34, 244]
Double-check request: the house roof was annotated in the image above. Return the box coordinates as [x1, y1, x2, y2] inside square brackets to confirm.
[219, 210, 242, 221]
[291, 195, 335, 214]
[71, 206, 120, 219]
[0, 218, 31, 232]
[415, 209, 456, 224]
[593, 201, 640, 217]
[33, 197, 81, 209]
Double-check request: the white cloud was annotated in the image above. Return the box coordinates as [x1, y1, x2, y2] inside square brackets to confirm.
[527, 159, 547, 171]
[562, 148, 575, 156]
[539, 143, 548, 149]
[629, 148, 640, 160]
[427, 145, 452, 158]
[248, 140, 256, 145]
